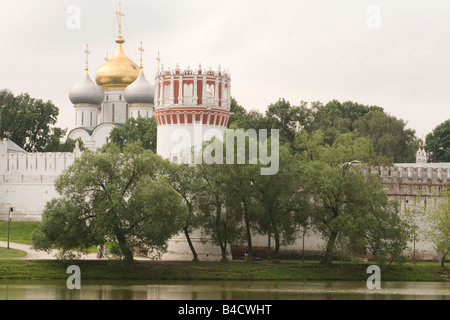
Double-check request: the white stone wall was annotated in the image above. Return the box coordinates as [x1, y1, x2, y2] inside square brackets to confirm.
[0, 150, 81, 221]
[157, 124, 226, 163]
[102, 88, 128, 124]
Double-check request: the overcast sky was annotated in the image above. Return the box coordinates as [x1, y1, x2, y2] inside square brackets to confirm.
[1, 0, 450, 139]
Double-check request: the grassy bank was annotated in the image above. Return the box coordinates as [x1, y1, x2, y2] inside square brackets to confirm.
[0, 221, 40, 245]
[0, 222, 448, 282]
[0, 259, 448, 282]
[0, 247, 28, 259]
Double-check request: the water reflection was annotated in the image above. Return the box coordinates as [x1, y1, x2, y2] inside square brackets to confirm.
[0, 280, 449, 300]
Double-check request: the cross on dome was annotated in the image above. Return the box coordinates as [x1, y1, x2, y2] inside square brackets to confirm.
[139, 41, 144, 69]
[84, 44, 90, 73]
[156, 52, 161, 71]
[116, 3, 125, 36]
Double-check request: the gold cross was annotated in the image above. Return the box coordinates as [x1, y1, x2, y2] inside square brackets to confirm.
[84, 44, 90, 72]
[156, 51, 161, 70]
[138, 41, 144, 68]
[116, 3, 125, 36]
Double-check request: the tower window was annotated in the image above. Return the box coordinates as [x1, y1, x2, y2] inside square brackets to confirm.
[112, 104, 115, 122]
[119, 95, 122, 101]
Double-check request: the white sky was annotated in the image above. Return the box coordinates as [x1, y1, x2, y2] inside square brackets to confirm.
[1, 0, 450, 139]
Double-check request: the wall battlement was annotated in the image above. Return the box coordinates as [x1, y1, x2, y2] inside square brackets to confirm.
[0, 147, 82, 221]
[364, 166, 449, 197]
[0, 151, 81, 175]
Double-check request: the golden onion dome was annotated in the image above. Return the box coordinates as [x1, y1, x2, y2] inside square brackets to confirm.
[95, 36, 140, 89]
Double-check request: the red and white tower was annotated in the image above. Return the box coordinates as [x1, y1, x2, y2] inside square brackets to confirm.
[155, 64, 231, 162]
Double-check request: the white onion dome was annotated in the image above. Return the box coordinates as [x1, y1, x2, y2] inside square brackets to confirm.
[69, 73, 104, 105]
[124, 70, 155, 105]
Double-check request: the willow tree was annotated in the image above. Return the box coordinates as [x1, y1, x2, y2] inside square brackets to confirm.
[298, 131, 406, 265]
[427, 189, 450, 267]
[32, 143, 185, 263]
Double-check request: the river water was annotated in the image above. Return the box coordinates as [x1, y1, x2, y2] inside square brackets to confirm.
[0, 280, 449, 300]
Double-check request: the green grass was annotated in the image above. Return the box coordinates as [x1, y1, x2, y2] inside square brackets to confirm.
[0, 247, 28, 259]
[0, 222, 448, 282]
[0, 221, 41, 245]
[0, 259, 447, 282]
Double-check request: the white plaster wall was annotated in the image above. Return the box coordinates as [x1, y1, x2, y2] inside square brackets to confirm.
[102, 88, 128, 124]
[0, 151, 81, 221]
[90, 124, 117, 149]
[129, 106, 153, 119]
[160, 229, 232, 261]
[157, 124, 225, 163]
[75, 107, 99, 128]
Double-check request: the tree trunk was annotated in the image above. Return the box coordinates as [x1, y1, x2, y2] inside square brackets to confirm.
[183, 226, 198, 262]
[116, 232, 134, 264]
[242, 200, 253, 260]
[321, 231, 338, 265]
[274, 229, 280, 259]
[221, 243, 228, 262]
[267, 233, 272, 260]
[442, 250, 449, 268]
[302, 230, 306, 263]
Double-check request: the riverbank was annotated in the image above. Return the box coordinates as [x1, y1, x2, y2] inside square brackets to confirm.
[0, 259, 448, 282]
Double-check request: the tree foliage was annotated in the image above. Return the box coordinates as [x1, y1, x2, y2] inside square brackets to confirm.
[297, 131, 408, 265]
[229, 97, 418, 164]
[426, 189, 450, 267]
[32, 143, 185, 263]
[109, 116, 157, 152]
[425, 120, 450, 163]
[0, 89, 76, 152]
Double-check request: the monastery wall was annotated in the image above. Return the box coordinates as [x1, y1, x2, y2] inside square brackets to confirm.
[0, 141, 82, 221]
[0, 139, 446, 261]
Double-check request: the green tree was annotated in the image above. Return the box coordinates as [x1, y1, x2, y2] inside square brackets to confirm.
[365, 201, 409, 265]
[265, 98, 310, 150]
[220, 131, 263, 260]
[354, 109, 418, 163]
[427, 189, 450, 267]
[195, 157, 240, 262]
[32, 143, 185, 263]
[425, 120, 450, 163]
[228, 97, 247, 126]
[298, 131, 403, 265]
[109, 116, 157, 152]
[251, 143, 307, 259]
[0, 89, 70, 152]
[165, 162, 202, 262]
[304, 100, 417, 163]
[44, 128, 85, 152]
[229, 109, 270, 134]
